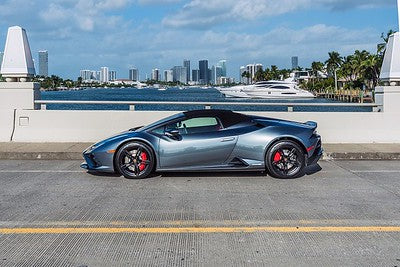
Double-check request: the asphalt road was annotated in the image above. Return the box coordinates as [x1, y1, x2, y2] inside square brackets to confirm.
[0, 160, 400, 266]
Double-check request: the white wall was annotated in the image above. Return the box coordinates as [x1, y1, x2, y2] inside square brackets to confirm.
[9, 109, 400, 143]
[0, 109, 15, 142]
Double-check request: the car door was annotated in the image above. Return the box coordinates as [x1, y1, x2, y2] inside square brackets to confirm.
[157, 116, 238, 169]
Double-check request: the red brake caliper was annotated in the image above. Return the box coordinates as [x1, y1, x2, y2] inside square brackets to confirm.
[273, 152, 282, 163]
[139, 152, 147, 171]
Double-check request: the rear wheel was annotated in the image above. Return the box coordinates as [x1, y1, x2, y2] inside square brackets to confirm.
[115, 142, 155, 179]
[265, 140, 305, 179]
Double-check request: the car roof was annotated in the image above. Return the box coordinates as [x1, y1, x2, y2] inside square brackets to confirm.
[183, 109, 251, 128]
[184, 109, 236, 118]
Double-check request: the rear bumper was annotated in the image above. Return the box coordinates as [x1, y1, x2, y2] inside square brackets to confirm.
[307, 138, 323, 166]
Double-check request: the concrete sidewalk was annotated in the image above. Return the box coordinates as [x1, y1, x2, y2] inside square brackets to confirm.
[0, 142, 400, 160]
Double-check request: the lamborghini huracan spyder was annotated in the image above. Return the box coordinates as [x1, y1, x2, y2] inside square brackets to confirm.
[81, 109, 323, 179]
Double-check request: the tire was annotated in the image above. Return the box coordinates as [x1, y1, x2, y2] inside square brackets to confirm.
[114, 142, 155, 179]
[265, 140, 306, 179]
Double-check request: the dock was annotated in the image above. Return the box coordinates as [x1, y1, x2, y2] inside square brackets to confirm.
[315, 89, 374, 103]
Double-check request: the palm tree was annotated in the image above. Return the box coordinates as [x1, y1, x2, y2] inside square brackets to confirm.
[325, 51, 343, 76]
[311, 61, 324, 80]
[378, 30, 396, 55]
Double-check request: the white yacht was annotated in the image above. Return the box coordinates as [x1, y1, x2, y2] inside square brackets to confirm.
[219, 80, 315, 99]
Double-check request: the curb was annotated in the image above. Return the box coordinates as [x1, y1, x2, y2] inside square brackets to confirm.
[1, 152, 400, 161]
[0, 152, 83, 160]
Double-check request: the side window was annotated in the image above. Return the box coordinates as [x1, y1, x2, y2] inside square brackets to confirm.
[166, 117, 222, 135]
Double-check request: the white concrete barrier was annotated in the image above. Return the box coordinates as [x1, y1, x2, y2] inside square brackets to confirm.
[0, 109, 15, 142]
[10, 109, 400, 143]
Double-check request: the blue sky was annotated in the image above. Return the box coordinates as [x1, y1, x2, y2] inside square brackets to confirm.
[0, 0, 397, 80]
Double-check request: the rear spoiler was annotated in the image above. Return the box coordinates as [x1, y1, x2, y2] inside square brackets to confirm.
[304, 121, 317, 129]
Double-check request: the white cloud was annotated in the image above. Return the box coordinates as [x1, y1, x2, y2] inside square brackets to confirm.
[163, 0, 394, 29]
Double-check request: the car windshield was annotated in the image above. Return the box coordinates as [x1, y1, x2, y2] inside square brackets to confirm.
[136, 113, 184, 132]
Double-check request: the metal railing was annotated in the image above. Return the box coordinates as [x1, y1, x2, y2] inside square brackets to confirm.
[34, 100, 381, 112]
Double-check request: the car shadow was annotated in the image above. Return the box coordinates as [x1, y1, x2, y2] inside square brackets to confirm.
[84, 163, 323, 180]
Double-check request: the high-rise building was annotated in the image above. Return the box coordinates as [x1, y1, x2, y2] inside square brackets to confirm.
[292, 56, 299, 70]
[199, 60, 209, 84]
[244, 63, 263, 84]
[100, 67, 109, 83]
[0, 51, 4, 71]
[109, 70, 117, 81]
[218, 60, 227, 77]
[80, 70, 92, 81]
[192, 69, 200, 83]
[183, 60, 191, 82]
[129, 68, 139, 81]
[212, 65, 223, 85]
[172, 66, 187, 84]
[38, 50, 48, 77]
[164, 70, 173, 82]
[151, 69, 160, 81]
[240, 66, 247, 84]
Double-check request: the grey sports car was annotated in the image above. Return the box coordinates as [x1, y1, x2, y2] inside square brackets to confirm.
[81, 109, 323, 179]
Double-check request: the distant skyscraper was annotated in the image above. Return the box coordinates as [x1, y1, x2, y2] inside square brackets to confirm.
[109, 70, 117, 81]
[292, 56, 299, 70]
[151, 69, 160, 81]
[80, 70, 92, 81]
[129, 68, 139, 81]
[199, 60, 209, 84]
[212, 65, 223, 85]
[172, 66, 187, 84]
[38, 50, 48, 77]
[192, 69, 200, 83]
[183, 60, 191, 82]
[244, 63, 263, 84]
[218, 60, 227, 77]
[100, 67, 109, 83]
[240, 66, 246, 84]
[0, 51, 4, 71]
[164, 70, 173, 82]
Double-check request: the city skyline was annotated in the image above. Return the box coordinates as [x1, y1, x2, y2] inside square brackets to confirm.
[0, 0, 397, 80]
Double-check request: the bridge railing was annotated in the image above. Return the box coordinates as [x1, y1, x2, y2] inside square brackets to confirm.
[34, 100, 381, 113]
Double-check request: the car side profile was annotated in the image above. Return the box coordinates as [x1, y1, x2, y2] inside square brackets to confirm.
[81, 109, 323, 179]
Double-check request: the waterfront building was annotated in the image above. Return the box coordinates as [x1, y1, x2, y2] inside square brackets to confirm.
[218, 77, 235, 85]
[292, 56, 299, 70]
[199, 60, 209, 84]
[218, 60, 227, 77]
[129, 68, 139, 81]
[211, 65, 223, 85]
[240, 66, 246, 84]
[109, 70, 117, 81]
[244, 63, 263, 84]
[151, 68, 160, 81]
[172, 66, 187, 84]
[192, 69, 199, 83]
[80, 70, 92, 81]
[0, 51, 3, 71]
[183, 60, 191, 82]
[100, 67, 109, 83]
[38, 50, 48, 77]
[164, 70, 173, 82]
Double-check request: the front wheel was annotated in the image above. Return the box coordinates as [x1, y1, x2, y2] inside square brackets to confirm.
[265, 140, 306, 179]
[115, 142, 155, 179]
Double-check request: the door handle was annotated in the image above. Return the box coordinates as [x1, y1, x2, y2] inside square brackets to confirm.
[221, 137, 235, 142]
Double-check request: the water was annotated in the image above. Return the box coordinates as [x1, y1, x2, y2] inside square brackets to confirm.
[41, 87, 372, 112]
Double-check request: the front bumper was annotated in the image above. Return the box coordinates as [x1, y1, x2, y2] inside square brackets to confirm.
[81, 147, 115, 173]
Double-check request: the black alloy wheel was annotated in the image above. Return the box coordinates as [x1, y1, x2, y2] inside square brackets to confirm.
[115, 142, 155, 179]
[266, 140, 306, 179]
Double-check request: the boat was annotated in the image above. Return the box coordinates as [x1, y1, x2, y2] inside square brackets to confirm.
[218, 80, 315, 99]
